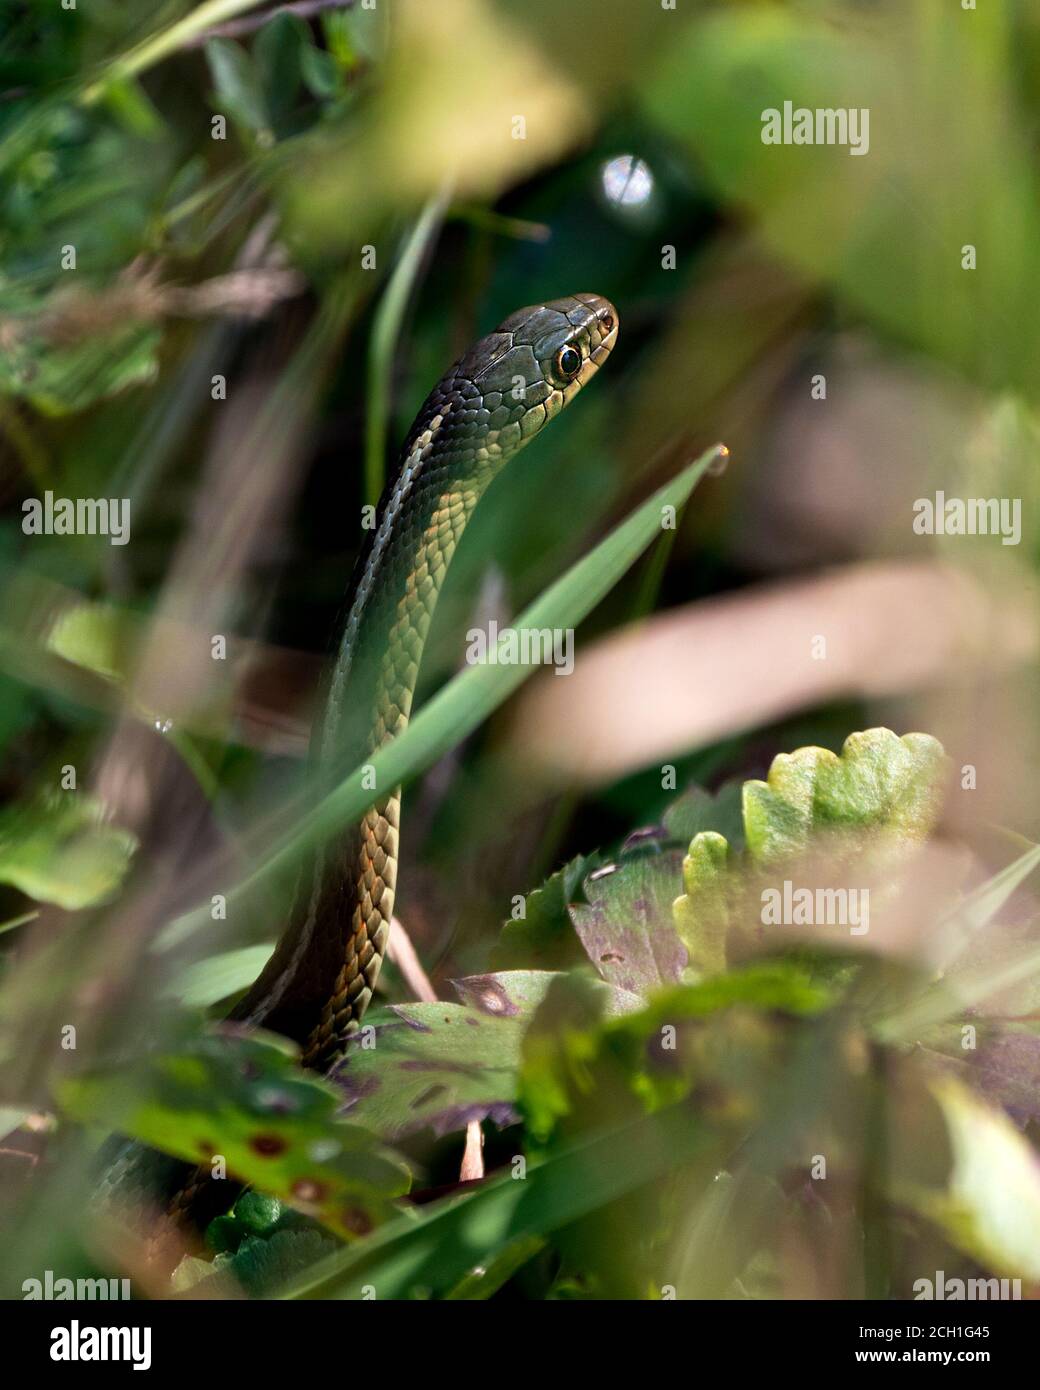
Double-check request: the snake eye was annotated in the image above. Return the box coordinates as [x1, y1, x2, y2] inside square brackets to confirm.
[555, 344, 582, 380]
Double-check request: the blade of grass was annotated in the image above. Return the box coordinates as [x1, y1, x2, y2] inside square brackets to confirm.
[874, 842, 1040, 1041]
[0, 910, 39, 938]
[82, 1, 268, 105]
[161, 446, 724, 948]
[364, 187, 452, 507]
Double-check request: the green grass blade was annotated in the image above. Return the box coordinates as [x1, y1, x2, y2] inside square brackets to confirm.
[282, 1101, 714, 1300]
[163, 446, 723, 948]
[82, 2, 267, 105]
[365, 188, 452, 506]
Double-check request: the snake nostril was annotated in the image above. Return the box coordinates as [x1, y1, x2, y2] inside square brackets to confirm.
[599, 311, 614, 334]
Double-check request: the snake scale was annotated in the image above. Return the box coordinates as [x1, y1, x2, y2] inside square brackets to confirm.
[103, 294, 619, 1238]
[229, 292, 618, 1068]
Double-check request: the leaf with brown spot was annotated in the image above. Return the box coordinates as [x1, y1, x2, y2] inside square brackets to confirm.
[60, 1029, 410, 1241]
[333, 971, 638, 1140]
[569, 851, 688, 997]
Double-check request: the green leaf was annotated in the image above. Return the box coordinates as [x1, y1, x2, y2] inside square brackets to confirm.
[253, 13, 308, 130]
[522, 965, 832, 1140]
[443, 1234, 546, 1300]
[662, 780, 745, 849]
[164, 943, 274, 1008]
[910, 1079, 1040, 1281]
[0, 794, 137, 910]
[173, 1226, 339, 1297]
[0, 323, 160, 415]
[60, 1030, 410, 1241]
[569, 851, 687, 997]
[334, 971, 636, 1141]
[673, 831, 731, 980]
[299, 43, 342, 101]
[335, 974, 549, 1141]
[46, 603, 130, 683]
[673, 729, 948, 980]
[205, 38, 268, 134]
[741, 729, 948, 864]
[101, 76, 165, 139]
[492, 852, 604, 972]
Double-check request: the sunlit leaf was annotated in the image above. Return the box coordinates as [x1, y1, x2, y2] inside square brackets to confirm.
[741, 729, 948, 864]
[911, 1079, 1040, 1282]
[334, 971, 636, 1141]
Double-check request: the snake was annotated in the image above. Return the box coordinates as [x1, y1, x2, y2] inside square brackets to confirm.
[98, 294, 619, 1235]
[228, 292, 618, 1069]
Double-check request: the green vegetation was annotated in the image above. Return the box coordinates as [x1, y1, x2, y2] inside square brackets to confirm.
[1, 0, 1039, 1302]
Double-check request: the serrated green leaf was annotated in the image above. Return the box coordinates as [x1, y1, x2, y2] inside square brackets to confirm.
[742, 729, 948, 865]
[673, 831, 730, 980]
[673, 730, 948, 980]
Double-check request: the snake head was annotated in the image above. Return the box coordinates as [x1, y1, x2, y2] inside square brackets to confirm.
[500, 292, 618, 393]
[449, 293, 619, 460]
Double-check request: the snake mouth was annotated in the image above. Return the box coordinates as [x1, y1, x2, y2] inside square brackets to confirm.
[573, 293, 619, 369]
[569, 294, 618, 381]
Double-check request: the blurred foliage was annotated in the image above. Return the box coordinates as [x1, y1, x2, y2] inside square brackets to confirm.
[63, 1029, 411, 1241]
[1, 0, 1040, 1302]
[0, 791, 136, 910]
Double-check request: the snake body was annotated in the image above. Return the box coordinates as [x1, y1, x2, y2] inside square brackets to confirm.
[231, 293, 618, 1067]
[100, 294, 616, 1234]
